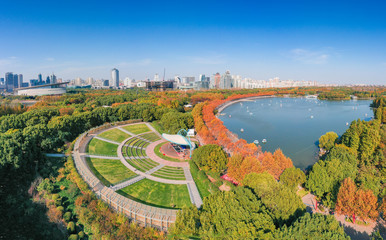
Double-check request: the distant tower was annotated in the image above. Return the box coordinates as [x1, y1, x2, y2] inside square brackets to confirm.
[154, 73, 159, 81]
[50, 73, 57, 84]
[214, 72, 221, 89]
[18, 74, 23, 88]
[5, 72, 14, 91]
[13, 74, 19, 88]
[111, 68, 119, 88]
[38, 73, 43, 84]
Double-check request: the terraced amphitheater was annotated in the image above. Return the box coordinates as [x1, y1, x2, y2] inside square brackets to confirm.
[73, 121, 202, 230]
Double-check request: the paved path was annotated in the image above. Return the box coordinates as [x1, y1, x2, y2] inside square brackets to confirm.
[111, 175, 145, 191]
[145, 122, 162, 137]
[116, 126, 135, 136]
[94, 136, 120, 145]
[145, 140, 189, 168]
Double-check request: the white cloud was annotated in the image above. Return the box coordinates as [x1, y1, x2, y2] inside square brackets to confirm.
[0, 57, 18, 66]
[288, 48, 330, 64]
[45, 57, 55, 61]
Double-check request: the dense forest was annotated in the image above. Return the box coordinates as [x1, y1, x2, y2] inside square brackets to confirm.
[0, 87, 385, 239]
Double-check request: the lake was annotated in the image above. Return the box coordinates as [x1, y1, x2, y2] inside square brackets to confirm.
[218, 97, 373, 169]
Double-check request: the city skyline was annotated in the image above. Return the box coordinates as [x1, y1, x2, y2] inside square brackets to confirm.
[1, 1, 386, 85]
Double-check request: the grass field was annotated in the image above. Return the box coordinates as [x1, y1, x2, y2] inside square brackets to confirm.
[87, 138, 118, 156]
[86, 157, 137, 186]
[154, 142, 187, 162]
[122, 124, 151, 135]
[98, 128, 130, 143]
[151, 166, 186, 180]
[117, 179, 191, 208]
[150, 121, 165, 134]
[140, 132, 161, 142]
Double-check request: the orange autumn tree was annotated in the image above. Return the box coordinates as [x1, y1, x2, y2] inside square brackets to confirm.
[336, 178, 357, 218]
[356, 189, 378, 222]
[336, 178, 379, 222]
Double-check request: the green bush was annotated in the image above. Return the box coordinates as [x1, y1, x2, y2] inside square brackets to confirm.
[67, 221, 76, 233]
[52, 194, 62, 206]
[68, 234, 78, 240]
[57, 206, 64, 213]
[192, 144, 228, 173]
[78, 231, 85, 239]
[63, 211, 72, 222]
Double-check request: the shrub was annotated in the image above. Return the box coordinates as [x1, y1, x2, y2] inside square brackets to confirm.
[52, 194, 62, 206]
[63, 211, 72, 222]
[67, 221, 76, 233]
[78, 231, 85, 239]
[57, 206, 64, 213]
[68, 234, 78, 240]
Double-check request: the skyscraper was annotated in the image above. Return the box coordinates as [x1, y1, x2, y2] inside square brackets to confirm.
[111, 68, 119, 88]
[38, 73, 43, 84]
[219, 70, 234, 89]
[51, 74, 57, 84]
[13, 74, 19, 88]
[18, 74, 23, 88]
[5, 72, 14, 91]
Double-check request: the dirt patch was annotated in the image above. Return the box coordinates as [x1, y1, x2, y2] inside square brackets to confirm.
[207, 175, 216, 183]
[219, 183, 231, 192]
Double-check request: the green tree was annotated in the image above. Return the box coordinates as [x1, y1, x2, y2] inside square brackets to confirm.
[318, 131, 338, 151]
[280, 167, 306, 191]
[243, 172, 305, 225]
[274, 213, 349, 240]
[192, 144, 228, 173]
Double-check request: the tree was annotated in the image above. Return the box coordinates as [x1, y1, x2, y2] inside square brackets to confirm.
[243, 172, 305, 225]
[274, 213, 349, 240]
[172, 188, 275, 239]
[191, 144, 228, 173]
[280, 167, 306, 191]
[319, 131, 338, 151]
[335, 178, 358, 218]
[356, 189, 378, 222]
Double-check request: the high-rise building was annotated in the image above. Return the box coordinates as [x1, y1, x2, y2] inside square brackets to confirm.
[38, 73, 43, 84]
[111, 68, 119, 88]
[50, 74, 57, 84]
[154, 73, 159, 82]
[86, 77, 93, 85]
[18, 74, 23, 88]
[5, 72, 14, 91]
[219, 70, 234, 89]
[13, 74, 19, 88]
[75, 77, 82, 86]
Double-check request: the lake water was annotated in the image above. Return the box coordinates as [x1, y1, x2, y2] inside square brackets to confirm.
[219, 97, 373, 169]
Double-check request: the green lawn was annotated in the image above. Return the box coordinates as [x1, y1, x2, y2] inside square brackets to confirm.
[98, 128, 130, 143]
[154, 142, 187, 162]
[86, 157, 137, 186]
[122, 124, 151, 135]
[87, 138, 118, 156]
[140, 132, 161, 142]
[150, 121, 165, 134]
[117, 179, 191, 209]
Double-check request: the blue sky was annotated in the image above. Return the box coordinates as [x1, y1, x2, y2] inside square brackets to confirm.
[0, 0, 385, 84]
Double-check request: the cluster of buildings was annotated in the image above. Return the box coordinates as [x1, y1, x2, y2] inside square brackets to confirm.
[174, 71, 318, 90]
[1, 68, 320, 96]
